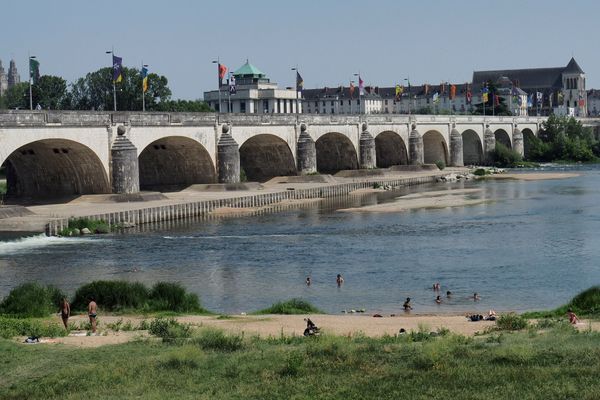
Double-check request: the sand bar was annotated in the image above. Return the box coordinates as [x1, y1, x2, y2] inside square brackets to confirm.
[487, 172, 580, 181]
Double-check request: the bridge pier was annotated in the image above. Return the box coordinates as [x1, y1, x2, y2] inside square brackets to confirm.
[449, 126, 464, 167]
[111, 125, 140, 194]
[484, 126, 496, 164]
[296, 123, 317, 174]
[513, 127, 524, 157]
[217, 124, 241, 184]
[409, 124, 424, 165]
[359, 123, 376, 169]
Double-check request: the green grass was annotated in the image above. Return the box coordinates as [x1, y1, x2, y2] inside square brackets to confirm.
[523, 286, 600, 319]
[0, 316, 68, 339]
[253, 298, 323, 315]
[2, 325, 600, 399]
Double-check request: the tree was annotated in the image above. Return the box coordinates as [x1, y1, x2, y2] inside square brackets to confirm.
[69, 67, 172, 111]
[152, 99, 213, 112]
[3, 82, 29, 110]
[35, 75, 69, 109]
[471, 80, 511, 116]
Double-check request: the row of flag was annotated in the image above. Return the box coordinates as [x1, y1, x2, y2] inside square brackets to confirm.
[112, 55, 149, 93]
[217, 62, 306, 96]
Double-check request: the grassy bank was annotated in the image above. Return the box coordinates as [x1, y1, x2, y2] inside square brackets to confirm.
[1, 323, 600, 399]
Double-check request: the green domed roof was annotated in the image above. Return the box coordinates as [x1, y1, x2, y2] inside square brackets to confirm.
[233, 60, 265, 78]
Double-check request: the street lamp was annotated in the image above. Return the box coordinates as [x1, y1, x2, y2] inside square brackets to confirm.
[354, 73, 361, 114]
[28, 55, 36, 111]
[291, 66, 299, 114]
[350, 80, 355, 114]
[212, 59, 222, 113]
[106, 49, 117, 111]
[404, 78, 411, 115]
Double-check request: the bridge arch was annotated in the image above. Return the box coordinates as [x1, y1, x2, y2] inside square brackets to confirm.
[494, 129, 512, 149]
[138, 136, 216, 191]
[1, 139, 110, 201]
[375, 131, 408, 167]
[422, 130, 448, 165]
[315, 132, 359, 173]
[462, 129, 483, 165]
[239, 134, 296, 182]
[522, 128, 536, 158]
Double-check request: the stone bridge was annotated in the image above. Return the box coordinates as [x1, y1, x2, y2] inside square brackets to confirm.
[0, 111, 595, 200]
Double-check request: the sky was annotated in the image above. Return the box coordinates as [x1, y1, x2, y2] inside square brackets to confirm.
[2, 0, 599, 100]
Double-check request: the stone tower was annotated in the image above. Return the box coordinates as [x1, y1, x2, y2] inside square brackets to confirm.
[0, 60, 8, 96]
[561, 58, 586, 117]
[7, 59, 20, 88]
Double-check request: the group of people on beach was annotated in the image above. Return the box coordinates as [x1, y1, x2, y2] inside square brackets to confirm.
[57, 296, 97, 333]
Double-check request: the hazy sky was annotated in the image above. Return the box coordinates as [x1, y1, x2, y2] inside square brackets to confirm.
[2, 0, 598, 99]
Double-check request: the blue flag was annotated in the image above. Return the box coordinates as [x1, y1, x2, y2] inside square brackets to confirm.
[112, 55, 123, 83]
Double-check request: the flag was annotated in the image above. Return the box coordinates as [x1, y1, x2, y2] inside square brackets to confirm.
[494, 93, 500, 106]
[229, 74, 236, 94]
[466, 89, 472, 104]
[29, 58, 40, 85]
[349, 81, 355, 98]
[440, 83, 446, 94]
[433, 92, 440, 103]
[358, 76, 364, 96]
[395, 84, 403, 100]
[112, 55, 123, 83]
[296, 71, 304, 92]
[449, 84, 456, 100]
[536, 92, 543, 104]
[424, 84, 430, 96]
[218, 63, 227, 87]
[548, 92, 553, 108]
[141, 66, 149, 93]
[558, 91, 564, 104]
[579, 93, 585, 108]
[527, 94, 533, 108]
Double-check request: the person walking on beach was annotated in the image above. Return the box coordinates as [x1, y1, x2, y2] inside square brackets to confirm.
[403, 297, 412, 312]
[336, 274, 344, 287]
[59, 297, 70, 330]
[88, 297, 98, 334]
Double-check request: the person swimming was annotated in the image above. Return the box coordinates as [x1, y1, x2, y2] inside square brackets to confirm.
[435, 295, 442, 305]
[306, 276, 311, 286]
[446, 290, 452, 298]
[473, 292, 480, 301]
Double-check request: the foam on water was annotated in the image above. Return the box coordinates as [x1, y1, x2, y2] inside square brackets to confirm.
[163, 234, 321, 240]
[0, 234, 107, 255]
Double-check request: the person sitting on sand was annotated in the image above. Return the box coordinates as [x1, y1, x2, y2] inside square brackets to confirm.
[485, 310, 497, 321]
[306, 276, 311, 286]
[473, 293, 480, 301]
[567, 308, 579, 325]
[59, 297, 70, 330]
[336, 274, 344, 287]
[435, 295, 442, 305]
[303, 318, 319, 336]
[403, 297, 412, 311]
[88, 296, 98, 334]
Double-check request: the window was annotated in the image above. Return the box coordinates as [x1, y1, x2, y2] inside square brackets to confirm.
[356, 100, 360, 105]
[240, 102, 246, 113]
[340, 100, 343, 106]
[385, 100, 388, 105]
[322, 101, 325, 106]
[330, 101, 334, 106]
[263, 100, 269, 113]
[314, 101, 318, 107]
[331, 108, 334, 114]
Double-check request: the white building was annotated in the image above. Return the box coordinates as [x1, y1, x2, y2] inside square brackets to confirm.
[204, 60, 301, 114]
[302, 86, 383, 114]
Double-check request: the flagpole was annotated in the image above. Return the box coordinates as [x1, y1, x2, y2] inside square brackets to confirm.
[142, 60, 145, 112]
[28, 51, 33, 111]
[112, 46, 117, 111]
[291, 65, 299, 114]
[228, 71, 232, 113]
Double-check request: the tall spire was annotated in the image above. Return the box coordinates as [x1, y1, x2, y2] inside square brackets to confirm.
[7, 59, 20, 88]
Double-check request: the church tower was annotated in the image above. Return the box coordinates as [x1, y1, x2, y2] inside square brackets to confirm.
[7, 59, 20, 88]
[561, 58, 586, 117]
[0, 60, 8, 96]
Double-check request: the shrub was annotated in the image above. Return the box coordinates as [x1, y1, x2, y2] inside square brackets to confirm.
[193, 328, 244, 352]
[491, 143, 522, 167]
[60, 218, 110, 236]
[149, 317, 192, 342]
[496, 313, 528, 331]
[72, 281, 149, 312]
[569, 286, 600, 315]
[473, 168, 487, 176]
[149, 282, 204, 313]
[0, 316, 67, 338]
[0, 283, 66, 318]
[435, 160, 446, 170]
[254, 299, 323, 315]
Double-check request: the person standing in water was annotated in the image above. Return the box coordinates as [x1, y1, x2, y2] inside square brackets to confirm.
[306, 276, 311, 286]
[59, 297, 70, 330]
[336, 274, 344, 287]
[403, 297, 412, 312]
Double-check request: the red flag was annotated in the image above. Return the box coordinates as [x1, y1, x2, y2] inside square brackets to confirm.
[349, 81, 355, 98]
[494, 94, 500, 106]
[449, 85, 456, 100]
[218, 64, 227, 86]
[466, 88, 472, 104]
[358, 76, 364, 96]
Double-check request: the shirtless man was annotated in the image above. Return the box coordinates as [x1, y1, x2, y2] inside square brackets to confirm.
[567, 308, 579, 325]
[59, 297, 70, 329]
[88, 297, 98, 334]
[403, 297, 412, 312]
[336, 274, 344, 287]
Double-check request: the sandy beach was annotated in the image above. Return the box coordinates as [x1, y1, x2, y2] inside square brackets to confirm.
[487, 172, 581, 181]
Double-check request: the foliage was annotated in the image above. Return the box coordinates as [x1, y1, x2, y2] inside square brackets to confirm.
[526, 115, 598, 162]
[152, 99, 213, 112]
[2, 82, 30, 110]
[0, 283, 65, 318]
[471, 80, 512, 116]
[193, 328, 245, 352]
[59, 218, 110, 236]
[3, 327, 600, 399]
[72, 280, 150, 312]
[491, 142, 523, 167]
[0, 316, 67, 339]
[149, 282, 204, 313]
[435, 160, 445, 170]
[473, 168, 489, 176]
[496, 313, 529, 331]
[148, 317, 192, 342]
[569, 286, 600, 315]
[254, 298, 323, 315]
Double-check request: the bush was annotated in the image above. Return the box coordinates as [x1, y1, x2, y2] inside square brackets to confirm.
[60, 218, 110, 236]
[72, 281, 149, 312]
[473, 168, 488, 176]
[149, 282, 205, 313]
[0, 316, 67, 338]
[496, 313, 528, 331]
[435, 160, 446, 170]
[254, 299, 323, 315]
[149, 317, 192, 342]
[491, 142, 522, 167]
[0, 283, 66, 317]
[569, 286, 600, 315]
[193, 328, 244, 352]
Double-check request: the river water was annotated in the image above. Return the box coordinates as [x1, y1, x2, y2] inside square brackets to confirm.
[1, 165, 600, 315]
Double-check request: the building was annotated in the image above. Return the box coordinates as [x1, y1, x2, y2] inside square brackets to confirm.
[0, 60, 8, 96]
[7, 59, 19, 88]
[302, 86, 383, 114]
[472, 58, 587, 116]
[204, 60, 300, 114]
[587, 89, 600, 117]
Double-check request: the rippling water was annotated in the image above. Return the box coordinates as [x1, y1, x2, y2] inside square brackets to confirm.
[2, 165, 600, 314]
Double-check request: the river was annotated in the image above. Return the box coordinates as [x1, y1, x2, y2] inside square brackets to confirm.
[1, 165, 599, 315]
